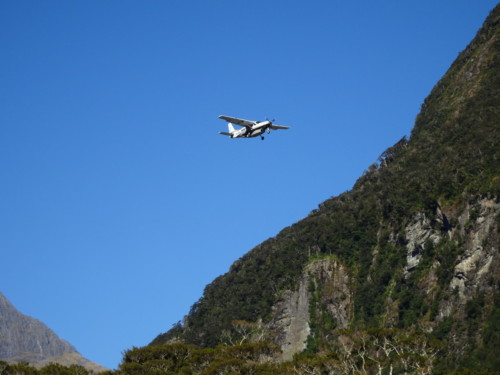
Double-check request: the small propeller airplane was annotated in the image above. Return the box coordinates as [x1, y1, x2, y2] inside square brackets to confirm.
[218, 115, 290, 140]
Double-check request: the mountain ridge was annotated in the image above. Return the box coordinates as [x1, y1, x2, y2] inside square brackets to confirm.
[0, 292, 107, 372]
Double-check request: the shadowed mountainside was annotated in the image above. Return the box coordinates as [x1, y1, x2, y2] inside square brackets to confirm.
[0, 292, 107, 372]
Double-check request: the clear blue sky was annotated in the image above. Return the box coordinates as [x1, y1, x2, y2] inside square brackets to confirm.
[1, 1, 497, 370]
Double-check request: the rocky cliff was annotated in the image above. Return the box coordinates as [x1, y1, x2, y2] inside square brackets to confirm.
[0, 292, 106, 372]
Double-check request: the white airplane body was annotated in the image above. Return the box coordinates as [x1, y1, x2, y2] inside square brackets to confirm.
[218, 115, 290, 140]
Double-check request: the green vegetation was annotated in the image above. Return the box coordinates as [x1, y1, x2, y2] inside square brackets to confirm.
[118, 331, 442, 375]
[149, 6, 500, 374]
[1, 330, 441, 374]
[0, 361, 113, 375]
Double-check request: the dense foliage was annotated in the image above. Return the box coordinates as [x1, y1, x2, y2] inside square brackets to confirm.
[0, 328, 488, 374]
[155, 0, 499, 346]
[148, 6, 500, 373]
[0, 361, 113, 375]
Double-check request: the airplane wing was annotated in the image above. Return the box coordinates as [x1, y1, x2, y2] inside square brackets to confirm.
[218, 115, 255, 128]
[270, 124, 290, 130]
[219, 132, 232, 136]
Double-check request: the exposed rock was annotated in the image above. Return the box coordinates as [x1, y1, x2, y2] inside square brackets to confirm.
[268, 269, 310, 361]
[0, 292, 107, 372]
[449, 199, 499, 301]
[267, 257, 353, 361]
[306, 258, 353, 330]
[404, 212, 443, 276]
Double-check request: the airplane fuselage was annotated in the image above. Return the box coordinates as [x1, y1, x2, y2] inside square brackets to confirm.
[247, 128, 265, 137]
[218, 115, 289, 140]
[233, 121, 271, 138]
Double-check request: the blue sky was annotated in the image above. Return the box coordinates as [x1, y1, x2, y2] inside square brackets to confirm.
[1, 1, 497, 370]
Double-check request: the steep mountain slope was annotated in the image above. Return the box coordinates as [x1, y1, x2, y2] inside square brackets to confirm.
[149, 5, 500, 372]
[0, 292, 106, 372]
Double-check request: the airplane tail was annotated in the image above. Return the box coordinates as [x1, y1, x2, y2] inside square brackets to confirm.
[219, 123, 236, 137]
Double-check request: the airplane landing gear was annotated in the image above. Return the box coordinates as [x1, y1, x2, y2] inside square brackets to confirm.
[261, 136, 265, 140]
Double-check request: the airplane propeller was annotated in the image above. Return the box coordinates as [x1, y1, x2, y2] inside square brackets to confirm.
[264, 118, 275, 134]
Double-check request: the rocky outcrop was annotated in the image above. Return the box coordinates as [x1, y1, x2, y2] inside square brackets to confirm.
[0, 293, 76, 361]
[404, 212, 443, 276]
[306, 258, 353, 330]
[269, 197, 499, 360]
[267, 268, 310, 361]
[267, 257, 353, 361]
[396, 197, 499, 322]
[0, 292, 107, 372]
[444, 199, 499, 311]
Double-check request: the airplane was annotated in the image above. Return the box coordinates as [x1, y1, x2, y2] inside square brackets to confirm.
[218, 115, 290, 140]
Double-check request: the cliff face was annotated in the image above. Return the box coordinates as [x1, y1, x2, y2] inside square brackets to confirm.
[256, 194, 498, 363]
[265, 257, 354, 361]
[0, 292, 106, 372]
[150, 5, 500, 372]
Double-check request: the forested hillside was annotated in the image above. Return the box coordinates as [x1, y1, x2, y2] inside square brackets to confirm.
[147, 5, 500, 373]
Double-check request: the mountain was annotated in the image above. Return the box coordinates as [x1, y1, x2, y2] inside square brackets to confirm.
[122, 5, 499, 374]
[0, 292, 107, 372]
